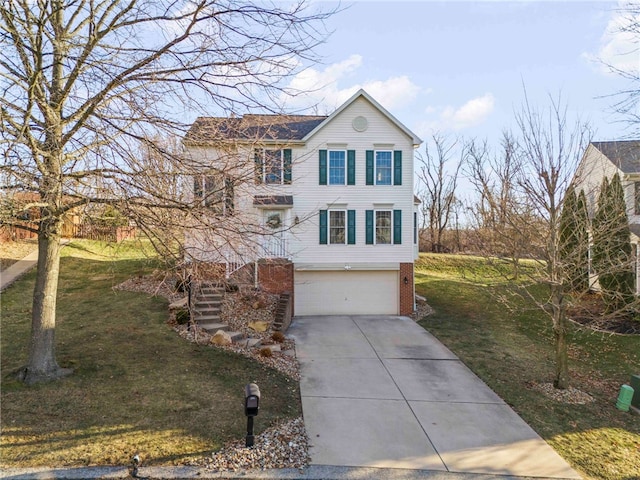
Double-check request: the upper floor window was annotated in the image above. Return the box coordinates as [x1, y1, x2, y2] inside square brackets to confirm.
[329, 150, 346, 185]
[366, 150, 402, 186]
[255, 148, 292, 185]
[635, 181, 640, 215]
[319, 150, 356, 185]
[194, 174, 234, 215]
[375, 151, 392, 185]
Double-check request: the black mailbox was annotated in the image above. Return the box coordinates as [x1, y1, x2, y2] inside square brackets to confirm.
[244, 383, 260, 417]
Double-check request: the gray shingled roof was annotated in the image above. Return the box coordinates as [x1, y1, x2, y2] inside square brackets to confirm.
[184, 114, 327, 145]
[592, 140, 640, 174]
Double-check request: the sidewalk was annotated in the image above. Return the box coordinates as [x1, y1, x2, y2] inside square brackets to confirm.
[0, 465, 577, 480]
[289, 315, 581, 479]
[0, 247, 39, 291]
[0, 240, 71, 291]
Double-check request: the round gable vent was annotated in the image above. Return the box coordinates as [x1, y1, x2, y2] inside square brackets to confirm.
[352, 116, 368, 132]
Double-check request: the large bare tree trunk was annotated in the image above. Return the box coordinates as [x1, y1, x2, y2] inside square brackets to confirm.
[17, 218, 72, 385]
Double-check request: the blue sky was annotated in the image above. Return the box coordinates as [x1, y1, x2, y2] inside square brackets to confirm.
[280, 0, 639, 144]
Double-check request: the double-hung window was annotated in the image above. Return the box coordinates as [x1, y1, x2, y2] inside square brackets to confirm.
[375, 210, 392, 244]
[366, 150, 402, 185]
[319, 209, 356, 244]
[329, 151, 346, 185]
[375, 151, 392, 185]
[194, 174, 234, 215]
[319, 150, 356, 185]
[329, 210, 346, 244]
[365, 209, 402, 245]
[255, 149, 292, 185]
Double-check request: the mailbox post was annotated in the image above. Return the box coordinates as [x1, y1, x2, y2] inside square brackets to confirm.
[244, 383, 260, 447]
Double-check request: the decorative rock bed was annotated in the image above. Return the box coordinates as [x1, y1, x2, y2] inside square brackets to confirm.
[115, 274, 308, 472]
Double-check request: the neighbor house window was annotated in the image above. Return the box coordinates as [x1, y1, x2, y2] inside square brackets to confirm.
[255, 148, 292, 185]
[194, 174, 234, 215]
[329, 151, 346, 185]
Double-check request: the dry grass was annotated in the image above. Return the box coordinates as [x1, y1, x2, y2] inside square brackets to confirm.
[0, 238, 38, 271]
[1, 239, 300, 468]
[415, 253, 640, 480]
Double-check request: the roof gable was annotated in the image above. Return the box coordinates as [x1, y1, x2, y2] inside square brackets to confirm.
[591, 140, 640, 174]
[303, 89, 422, 146]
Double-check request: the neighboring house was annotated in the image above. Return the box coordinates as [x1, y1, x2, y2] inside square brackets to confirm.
[183, 89, 422, 316]
[573, 140, 640, 293]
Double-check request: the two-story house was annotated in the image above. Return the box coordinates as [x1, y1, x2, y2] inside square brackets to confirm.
[573, 140, 640, 293]
[182, 89, 422, 316]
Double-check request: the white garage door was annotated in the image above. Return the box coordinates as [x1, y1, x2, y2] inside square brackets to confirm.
[294, 270, 398, 316]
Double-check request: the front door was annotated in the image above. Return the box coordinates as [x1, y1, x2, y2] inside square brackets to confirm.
[263, 210, 286, 257]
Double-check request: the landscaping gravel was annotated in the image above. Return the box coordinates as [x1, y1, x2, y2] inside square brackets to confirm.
[189, 417, 309, 472]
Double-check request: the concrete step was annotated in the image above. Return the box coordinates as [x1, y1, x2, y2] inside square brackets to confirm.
[201, 288, 223, 296]
[198, 322, 229, 332]
[196, 295, 222, 303]
[194, 307, 221, 315]
[194, 314, 221, 323]
[228, 331, 245, 343]
[194, 300, 222, 307]
[238, 337, 263, 348]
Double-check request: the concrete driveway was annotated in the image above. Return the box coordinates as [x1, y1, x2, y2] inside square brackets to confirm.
[288, 315, 580, 479]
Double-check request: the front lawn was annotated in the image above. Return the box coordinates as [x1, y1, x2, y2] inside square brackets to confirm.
[0, 240, 300, 467]
[415, 253, 640, 480]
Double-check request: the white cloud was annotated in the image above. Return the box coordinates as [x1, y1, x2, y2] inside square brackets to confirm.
[584, 1, 640, 76]
[418, 93, 496, 134]
[282, 55, 421, 112]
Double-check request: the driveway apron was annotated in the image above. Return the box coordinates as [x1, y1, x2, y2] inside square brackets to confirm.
[288, 315, 581, 479]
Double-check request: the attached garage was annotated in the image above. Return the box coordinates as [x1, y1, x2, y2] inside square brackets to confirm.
[294, 270, 398, 316]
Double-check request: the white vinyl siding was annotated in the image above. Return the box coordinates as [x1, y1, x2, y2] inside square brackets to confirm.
[185, 95, 417, 266]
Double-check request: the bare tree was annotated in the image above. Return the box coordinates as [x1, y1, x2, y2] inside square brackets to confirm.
[0, 0, 332, 384]
[416, 134, 462, 253]
[464, 133, 540, 278]
[512, 94, 592, 389]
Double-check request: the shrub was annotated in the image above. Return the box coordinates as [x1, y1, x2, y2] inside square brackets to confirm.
[259, 347, 273, 358]
[175, 309, 190, 325]
[271, 331, 285, 343]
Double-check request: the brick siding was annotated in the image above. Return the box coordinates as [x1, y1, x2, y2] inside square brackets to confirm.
[258, 259, 293, 295]
[399, 262, 414, 315]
